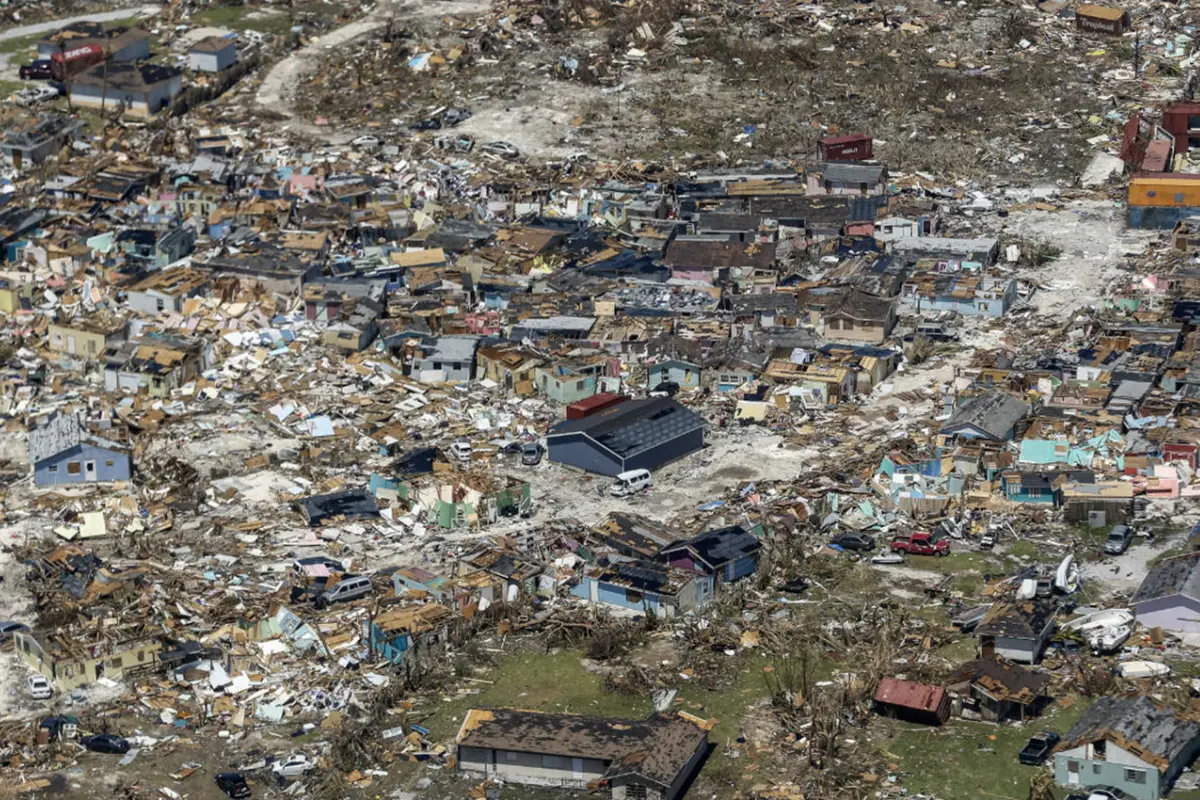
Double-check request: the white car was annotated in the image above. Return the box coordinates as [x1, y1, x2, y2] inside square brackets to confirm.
[27, 675, 52, 700]
[272, 754, 314, 777]
[14, 86, 58, 107]
[481, 141, 519, 159]
[350, 135, 382, 149]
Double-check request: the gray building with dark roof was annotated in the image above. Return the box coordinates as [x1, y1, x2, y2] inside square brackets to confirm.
[940, 392, 1030, 442]
[1132, 551, 1200, 634]
[547, 397, 705, 476]
[456, 708, 709, 799]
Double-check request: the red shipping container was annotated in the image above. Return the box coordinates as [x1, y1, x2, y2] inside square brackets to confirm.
[566, 392, 629, 420]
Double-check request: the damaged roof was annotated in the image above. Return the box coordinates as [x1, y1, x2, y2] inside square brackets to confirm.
[940, 392, 1029, 440]
[1055, 695, 1200, 773]
[1131, 551, 1200, 606]
[456, 709, 707, 788]
[948, 655, 1050, 704]
[975, 598, 1057, 640]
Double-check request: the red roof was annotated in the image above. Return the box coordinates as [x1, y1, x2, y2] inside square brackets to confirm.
[874, 677, 946, 712]
[568, 392, 628, 412]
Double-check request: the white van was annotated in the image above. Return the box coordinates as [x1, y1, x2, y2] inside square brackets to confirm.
[317, 575, 373, 607]
[448, 441, 473, 464]
[610, 469, 652, 497]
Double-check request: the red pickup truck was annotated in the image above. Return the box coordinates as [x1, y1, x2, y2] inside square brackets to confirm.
[891, 532, 951, 556]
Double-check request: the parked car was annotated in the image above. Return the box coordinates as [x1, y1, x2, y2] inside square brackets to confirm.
[891, 531, 950, 556]
[1084, 789, 1135, 800]
[441, 107, 472, 126]
[521, 442, 544, 466]
[19, 60, 54, 80]
[979, 529, 997, 550]
[272, 753, 315, 777]
[0, 620, 30, 644]
[215, 772, 251, 798]
[1017, 731, 1060, 765]
[81, 734, 131, 754]
[832, 533, 875, 552]
[13, 86, 58, 106]
[316, 575, 373, 608]
[481, 140, 519, 159]
[350, 135, 382, 149]
[611, 468, 652, 497]
[27, 675, 51, 700]
[448, 440, 473, 464]
[1104, 524, 1134, 555]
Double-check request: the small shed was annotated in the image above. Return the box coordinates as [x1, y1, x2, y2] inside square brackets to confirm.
[873, 677, 950, 725]
[1075, 4, 1130, 35]
[189, 36, 237, 73]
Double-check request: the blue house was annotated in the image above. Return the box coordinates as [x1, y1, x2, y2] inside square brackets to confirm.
[661, 525, 762, 588]
[1053, 695, 1200, 800]
[571, 561, 705, 617]
[648, 359, 702, 391]
[29, 413, 131, 487]
[1000, 472, 1063, 506]
[364, 604, 452, 665]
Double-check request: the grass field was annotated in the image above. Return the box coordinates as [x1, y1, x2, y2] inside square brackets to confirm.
[192, 4, 301, 35]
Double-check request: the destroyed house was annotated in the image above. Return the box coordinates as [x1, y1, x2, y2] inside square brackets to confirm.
[948, 655, 1051, 722]
[662, 238, 776, 283]
[0, 113, 84, 169]
[48, 315, 127, 359]
[976, 599, 1057, 664]
[365, 603, 452, 665]
[296, 488, 380, 527]
[548, 397, 705, 476]
[456, 709, 709, 799]
[116, 226, 196, 268]
[1131, 551, 1200, 634]
[460, 547, 542, 596]
[1053, 695, 1200, 800]
[15, 632, 163, 692]
[900, 273, 1018, 318]
[572, 560, 707, 616]
[1000, 472, 1065, 506]
[29, 412, 131, 487]
[596, 513, 680, 559]
[873, 678, 950, 726]
[104, 334, 212, 397]
[125, 267, 211, 314]
[37, 22, 150, 61]
[661, 525, 762, 587]
[892, 236, 999, 266]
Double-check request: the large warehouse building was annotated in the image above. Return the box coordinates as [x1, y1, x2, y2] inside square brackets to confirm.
[546, 397, 705, 476]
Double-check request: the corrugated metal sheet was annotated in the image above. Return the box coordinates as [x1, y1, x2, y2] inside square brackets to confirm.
[874, 677, 946, 713]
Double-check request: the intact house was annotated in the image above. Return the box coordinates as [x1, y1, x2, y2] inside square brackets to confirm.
[1053, 695, 1200, 800]
[47, 315, 127, 360]
[940, 392, 1029, 442]
[70, 63, 184, 118]
[947, 655, 1052, 722]
[822, 290, 896, 345]
[125, 267, 211, 315]
[547, 397, 706, 477]
[808, 162, 888, 196]
[648, 359, 702, 391]
[660, 525, 762, 589]
[975, 599, 1057, 664]
[572, 560, 708, 617]
[456, 708, 710, 800]
[0, 113, 85, 170]
[28, 412, 131, 487]
[104, 334, 213, 397]
[661, 238, 776, 283]
[321, 299, 382, 353]
[1132, 551, 1200, 634]
[411, 335, 480, 383]
[188, 36, 237, 72]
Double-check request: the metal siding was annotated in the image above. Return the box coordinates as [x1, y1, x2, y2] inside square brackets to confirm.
[547, 433, 623, 476]
[623, 427, 705, 473]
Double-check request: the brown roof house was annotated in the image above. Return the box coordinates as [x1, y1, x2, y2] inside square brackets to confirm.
[823, 290, 896, 345]
[948, 655, 1051, 722]
[976, 598, 1057, 664]
[456, 708, 710, 799]
[872, 677, 950, 726]
[662, 238, 776, 284]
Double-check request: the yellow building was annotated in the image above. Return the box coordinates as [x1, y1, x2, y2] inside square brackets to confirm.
[48, 316, 128, 359]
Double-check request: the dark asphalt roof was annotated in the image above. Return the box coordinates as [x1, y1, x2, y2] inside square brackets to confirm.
[975, 599, 1057, 639]
[549, 397, 704, 459]
[940, 392, 1029, 439]
[667, 525, 762, 568]
[457, 709, 707, 787]
[1132, 551, 1200, 605]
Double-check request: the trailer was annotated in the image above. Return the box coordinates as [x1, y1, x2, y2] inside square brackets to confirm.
[50, 44, 105, 81]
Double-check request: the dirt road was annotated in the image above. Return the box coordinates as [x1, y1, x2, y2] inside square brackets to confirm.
[0, 5, 160, 81]
[255, 0, 491, 135]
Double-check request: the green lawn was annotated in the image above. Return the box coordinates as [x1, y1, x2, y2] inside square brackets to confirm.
[420, 649, 653, 741]
[880, 697, 1093, 800]
[192, 4, 299, 34]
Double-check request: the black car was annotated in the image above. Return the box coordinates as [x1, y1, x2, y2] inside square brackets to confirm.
[81, 734, 131, 754]
[1017, 731, 1060, 765]
[832, 533, 875, 552]
[19, 60, 53, 80]
[215, 772, 251, 799]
